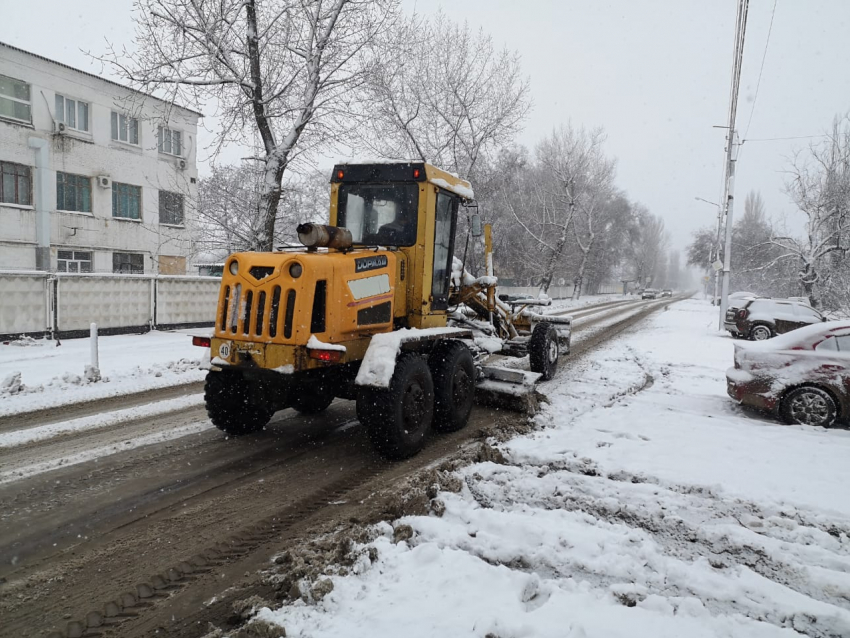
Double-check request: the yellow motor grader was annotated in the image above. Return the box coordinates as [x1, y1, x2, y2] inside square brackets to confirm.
[193, 162, 571, 459]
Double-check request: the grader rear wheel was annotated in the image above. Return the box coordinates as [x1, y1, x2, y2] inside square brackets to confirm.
[204, 370, 273, 436]
[357, 353, 434, 460]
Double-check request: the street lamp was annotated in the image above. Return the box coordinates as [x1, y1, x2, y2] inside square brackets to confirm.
[695, 196, 724, 305]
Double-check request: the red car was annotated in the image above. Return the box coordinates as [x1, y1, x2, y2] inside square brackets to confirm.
[726, 320, 850, 427]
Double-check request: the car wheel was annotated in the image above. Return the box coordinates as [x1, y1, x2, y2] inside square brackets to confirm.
[781, 386, 837, 427]
[750, 324, 773, 341]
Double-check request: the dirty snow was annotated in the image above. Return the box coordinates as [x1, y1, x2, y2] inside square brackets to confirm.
[258, 299, 850, 638]
[0, 330, 206, 416]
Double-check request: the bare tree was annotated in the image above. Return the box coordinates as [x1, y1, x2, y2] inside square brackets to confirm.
[361, 11, 531, 179]
[769, 116, 850, 307]
[196, 164, 329, 256]
[97, 0, 398, 251]
[506, 126, 614, 296]
[629, 207, 668, 288]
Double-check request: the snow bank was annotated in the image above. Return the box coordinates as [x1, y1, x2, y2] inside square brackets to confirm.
[256, 299, 850, 638]
[0, 330, 204, 416]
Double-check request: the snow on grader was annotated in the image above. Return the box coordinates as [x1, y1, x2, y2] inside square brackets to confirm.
[194, 162, 571, 459]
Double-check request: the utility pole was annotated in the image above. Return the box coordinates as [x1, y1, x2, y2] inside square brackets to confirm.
[717, 0, 749, 329]
[694, 196, 723, 305]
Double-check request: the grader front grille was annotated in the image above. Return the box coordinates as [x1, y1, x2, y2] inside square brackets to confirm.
[219, 283, 297, 340]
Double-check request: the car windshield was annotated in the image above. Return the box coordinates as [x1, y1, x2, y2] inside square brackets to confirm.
[336, 183, 419, 246]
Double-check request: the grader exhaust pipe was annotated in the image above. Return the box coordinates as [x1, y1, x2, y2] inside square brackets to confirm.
[297, 223, 354, 250]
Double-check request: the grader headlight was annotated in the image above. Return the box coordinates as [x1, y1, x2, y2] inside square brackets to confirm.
[289, 262, 303, 279]
[228, 259, 239, 276]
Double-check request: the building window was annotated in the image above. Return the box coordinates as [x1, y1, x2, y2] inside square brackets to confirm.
[113, 252, 144, 274]
[57, 250, 93, 273]
[158, 126, 182, 156]
[111, 111, 139, 145]
[159, 191, 184, 225]
[0, 75, 31, 123]
[55, 94, 89, 132]
[0, 161, 32, 205]
[56, 172, 92, 213]
[112, 182, 142, 220]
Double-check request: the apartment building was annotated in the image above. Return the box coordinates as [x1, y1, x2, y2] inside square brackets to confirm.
[0, 41, 201, 274]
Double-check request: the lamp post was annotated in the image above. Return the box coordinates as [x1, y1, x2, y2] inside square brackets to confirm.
[695, 196, 723, 305]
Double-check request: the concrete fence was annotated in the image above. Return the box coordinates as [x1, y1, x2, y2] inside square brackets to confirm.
[0, 271, 221, 339]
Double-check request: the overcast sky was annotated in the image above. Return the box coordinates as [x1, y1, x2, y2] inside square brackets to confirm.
[2, 0, 849, 252]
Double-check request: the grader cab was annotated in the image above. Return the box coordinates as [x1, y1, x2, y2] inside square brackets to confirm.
[197, 162, 570, 459]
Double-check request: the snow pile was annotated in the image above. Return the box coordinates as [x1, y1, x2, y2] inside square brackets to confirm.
[0, 331, 205, 416]
[355, 327, 469, 387]
[306, 335, 347, 352]
[257, 300, 850, 638]
[430, 177, 475, 200]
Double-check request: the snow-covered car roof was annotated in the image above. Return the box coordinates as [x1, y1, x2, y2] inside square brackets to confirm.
[737, 319, 850, 351]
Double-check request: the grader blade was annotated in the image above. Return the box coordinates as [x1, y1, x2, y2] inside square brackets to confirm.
[475, 366, 544, 414]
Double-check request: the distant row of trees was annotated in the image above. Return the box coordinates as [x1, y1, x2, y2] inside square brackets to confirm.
[688, 115, 849, 313]
[103, 0, 682, 297]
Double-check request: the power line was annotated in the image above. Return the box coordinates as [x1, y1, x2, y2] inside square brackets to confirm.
[742, 0, 778, 142]
[742, 134, 829, 143]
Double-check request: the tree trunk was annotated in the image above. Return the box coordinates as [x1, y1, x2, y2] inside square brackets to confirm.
[571, 234, 595, 300]
[538, 225, 570, 296]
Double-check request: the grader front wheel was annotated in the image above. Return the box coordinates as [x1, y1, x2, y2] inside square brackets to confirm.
[529, 322, 559, 381]
[429, 341, 476, 432]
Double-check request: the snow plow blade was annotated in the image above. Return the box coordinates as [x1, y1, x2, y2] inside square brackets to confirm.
[475, 366, 544, 414]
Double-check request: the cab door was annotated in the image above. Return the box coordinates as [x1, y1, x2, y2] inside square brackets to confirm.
[430, 190, 458, 311]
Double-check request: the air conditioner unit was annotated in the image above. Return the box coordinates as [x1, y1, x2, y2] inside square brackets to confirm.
[54, 121, 67, 134]
[97, 175, 112, 188]
[177, 159, 187, 170]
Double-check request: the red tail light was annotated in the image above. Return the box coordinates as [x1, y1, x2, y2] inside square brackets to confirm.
[309, 349, 343, 363]
[192, 336, 211, 348]
[736, 309, 749, 320]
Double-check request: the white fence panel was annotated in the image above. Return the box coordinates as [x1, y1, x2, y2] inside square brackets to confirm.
[0, 272, 49, 335]
[58, 275, 153, 332]
[156, 276, 220, 325]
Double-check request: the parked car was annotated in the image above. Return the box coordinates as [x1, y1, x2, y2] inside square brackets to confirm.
[724, 293, 760, 334]
[725, 298, 825, 340]
[642, 288, 658, 300]
[660, 289, 672, 298]
[726, 321, 850, 427]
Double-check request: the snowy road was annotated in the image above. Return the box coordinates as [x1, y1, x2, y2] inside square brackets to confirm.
[0, 295, 684, 638]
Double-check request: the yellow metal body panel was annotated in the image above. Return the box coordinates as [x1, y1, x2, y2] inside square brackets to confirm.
[211, 250, 396, 371]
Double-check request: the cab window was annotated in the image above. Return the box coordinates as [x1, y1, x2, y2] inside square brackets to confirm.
[337, 183, 419, 246]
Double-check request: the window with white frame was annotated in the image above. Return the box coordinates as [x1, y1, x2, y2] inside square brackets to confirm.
[158, 191, 184, 225]
[57, 250, 93, 273]
[0, 75, 31, 123]
[158, 126, 182, 156]
[111, 111, 139, 145]
[55, 94, 89, 132]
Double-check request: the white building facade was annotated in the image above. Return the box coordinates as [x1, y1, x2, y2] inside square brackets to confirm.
[0, 42, 201, 275]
